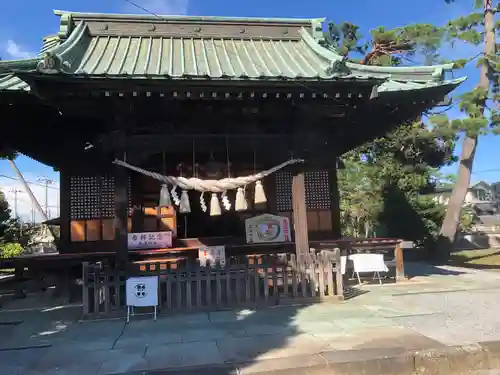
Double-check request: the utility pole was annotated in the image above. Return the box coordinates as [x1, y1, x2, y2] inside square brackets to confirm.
[9, 189, 23, 219]
[37, 177, 55, 219]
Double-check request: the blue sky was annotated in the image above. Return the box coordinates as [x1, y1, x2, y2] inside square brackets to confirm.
[0, 0, 497, 219]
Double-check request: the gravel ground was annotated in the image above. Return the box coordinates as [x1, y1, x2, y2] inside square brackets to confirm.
[390, 289, 500, 345]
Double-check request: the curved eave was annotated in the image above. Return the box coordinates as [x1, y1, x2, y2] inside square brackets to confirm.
[0, 58, 40, 75]
[0, 36, 62, 75]
[0, 33, 63, 92]
[299, 27, 455, 83]
[378, 76, 467, 93]
[15, 71, 386, 87]
[0, 74, 29, 91]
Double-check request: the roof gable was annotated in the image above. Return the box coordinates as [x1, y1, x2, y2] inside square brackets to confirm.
[470, 181, 491, 190]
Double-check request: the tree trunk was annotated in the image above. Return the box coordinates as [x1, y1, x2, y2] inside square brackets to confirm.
[436, 0, 496, 260]
[437, 136, 477, 259]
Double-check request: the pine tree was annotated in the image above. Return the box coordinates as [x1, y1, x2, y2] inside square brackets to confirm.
[329, 22, 456, 245]
[431, 0, 498, 259]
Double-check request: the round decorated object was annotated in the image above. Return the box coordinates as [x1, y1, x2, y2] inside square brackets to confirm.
[256, 218, 282, 242]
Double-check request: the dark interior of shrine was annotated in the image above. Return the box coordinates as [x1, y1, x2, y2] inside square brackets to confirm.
[0, 75, 454, 254]
[129, 152, 273, 240]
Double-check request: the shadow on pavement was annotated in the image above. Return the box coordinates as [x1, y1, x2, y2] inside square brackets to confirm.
[404, 261, 466, 279]
[0, 294, 341, 375]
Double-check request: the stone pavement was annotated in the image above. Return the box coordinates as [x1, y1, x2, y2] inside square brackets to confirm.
[1, 261, 500, 375]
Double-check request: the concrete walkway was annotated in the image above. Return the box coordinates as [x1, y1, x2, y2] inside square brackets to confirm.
[1, 262, 500, 375]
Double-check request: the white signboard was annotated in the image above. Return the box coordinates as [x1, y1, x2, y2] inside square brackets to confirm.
[349, 253, 389, 273]
[128, 231, 172, 250]
[198, 245, 226, 267]
[126, 276, 159, 307]
[245, 214, 291, 244]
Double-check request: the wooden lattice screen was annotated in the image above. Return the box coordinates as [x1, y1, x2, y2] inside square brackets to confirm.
[304, 171, 331, 210]
[275, 172, 293, 212]
[275, 171, 333, 233]
[69, 175, 131, 242]
[275, 171, 332, 211]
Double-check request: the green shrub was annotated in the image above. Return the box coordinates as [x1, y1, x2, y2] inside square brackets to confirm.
[0, 242, 24, 258]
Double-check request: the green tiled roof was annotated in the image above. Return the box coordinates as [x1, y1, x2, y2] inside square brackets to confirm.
[1, 10, 467, 94]
[0, 35, 61, 91]
[75, 32, 334, 79]
[0, 74, 29, 91]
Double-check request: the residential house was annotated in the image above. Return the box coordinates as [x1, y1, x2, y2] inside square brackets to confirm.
[432, 181, 498, 215]
[491, 181, 500, 201]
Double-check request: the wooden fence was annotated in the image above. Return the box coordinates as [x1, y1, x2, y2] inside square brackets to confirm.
[82, 250, 343, 318]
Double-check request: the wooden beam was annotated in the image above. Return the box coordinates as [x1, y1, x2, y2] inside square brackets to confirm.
[114, 159, 129, 268]
[292, 164, 309, 258]
[329, 166, 342, 239]
[113, 105, 131, 269]
[29, 73, 379, 96]
[59, 170, 71, 253]
[96, 133, 291, 155]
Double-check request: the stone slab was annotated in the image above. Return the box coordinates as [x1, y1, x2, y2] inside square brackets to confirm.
[0, 347, 48, 374]
[26, 349, 111, 375]
[236, 353, 327, 374]
[413, 344, 492, 375]
[120, 343, 500, 375]
[49, 339, 115, 352]
[181, 327, 248, 343]
[216, 334, 331, 362]
[243, 323, 297, 337]
[327, 327, 446, 351]
[146, 341, 224, 370]
[98, 350, 149, 375]
[156, 312, 211, 326]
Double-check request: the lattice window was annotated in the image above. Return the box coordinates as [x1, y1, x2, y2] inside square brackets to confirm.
[69, 175, 131, 220]
[275, 171, 331, 211]
[275, 172, 293, 212]
[101, 176, 116, 218]
[70, 176, 101, 220]
[304, 171, 331, 210]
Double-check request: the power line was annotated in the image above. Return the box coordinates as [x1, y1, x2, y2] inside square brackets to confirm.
[0, 174, 59, 190]
[123, 0, 159, 16]
[9, 189, 23, 218]
[471, 168, 500, 175]
[118, 0, 351, 101]
[37, 177, 56, 219]
[119, 0, 464, 128]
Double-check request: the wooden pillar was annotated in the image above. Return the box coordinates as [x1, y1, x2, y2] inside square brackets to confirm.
[328, 166, 341, 239]
[292, 165, 309, 257]
[59, 169, 70, 252]
[394, 242, 405, 281]
[114, 160, 129, 269]
[112, 100, 132, 270]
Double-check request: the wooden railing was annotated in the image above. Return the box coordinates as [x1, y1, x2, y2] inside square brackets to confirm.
[82, 250, 343, 317]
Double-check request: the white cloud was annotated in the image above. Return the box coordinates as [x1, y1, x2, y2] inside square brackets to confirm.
[3, 39, 35, 60]
[123, 0, 189, 15]
[0, 172, 60, 223]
